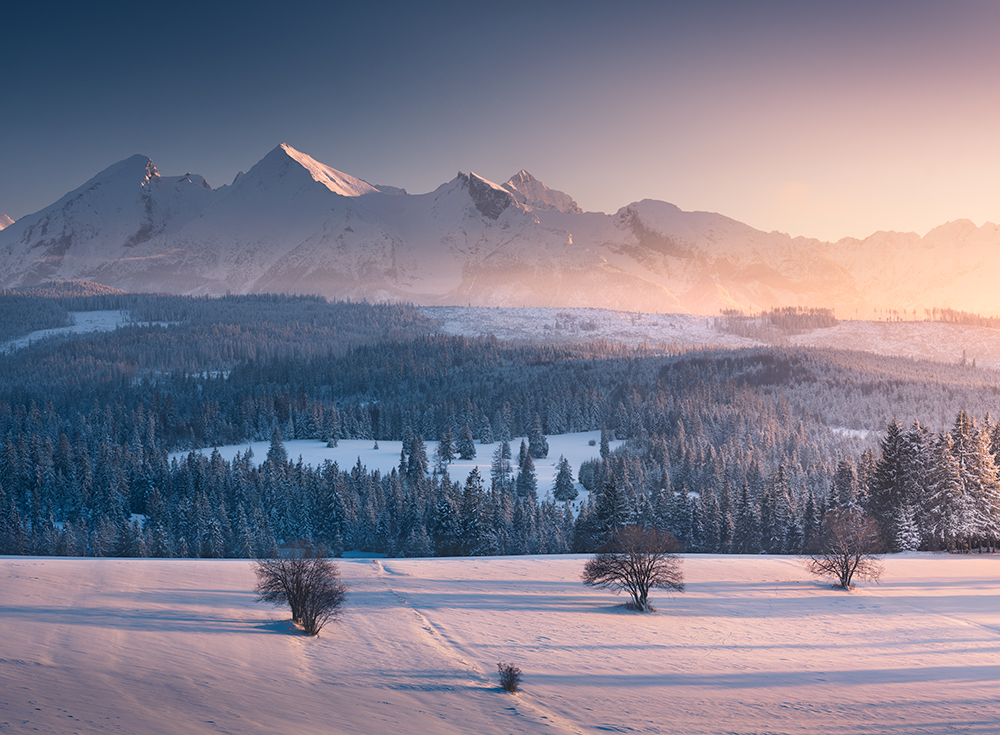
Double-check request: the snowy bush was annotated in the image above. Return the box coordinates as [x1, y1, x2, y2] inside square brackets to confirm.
[497, 662, 522, 693]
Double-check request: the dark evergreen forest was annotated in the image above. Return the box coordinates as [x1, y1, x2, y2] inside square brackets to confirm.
[2, 290, 1000, 559]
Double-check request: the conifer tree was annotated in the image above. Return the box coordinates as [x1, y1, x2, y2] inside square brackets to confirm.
[456, 423, 477, 460]
[406, 435, 428, 484]
[434, 429, 455, 473]
[528, 413, 549, 459]
[432, 493, 461, 557]
[595, 465, 630, 543]
[922, 432, 964, 550]
[868, 419, 907, 548]
[491, 441, 513, 492]
[553, 455, 578, 503]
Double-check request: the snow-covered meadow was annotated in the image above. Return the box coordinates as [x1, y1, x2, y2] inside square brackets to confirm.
[172, 431, 624, 506]
[424, 305, 1000, 372]
[4, 553, 1000, 734]
[0, 311, 130, 353]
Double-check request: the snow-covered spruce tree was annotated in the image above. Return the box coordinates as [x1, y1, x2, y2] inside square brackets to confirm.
[950, 410, 1000, 551]
[528, 413, 549, 459]
[406, 435, 428, 483]
[490, 441, 513, 493]
[432, 493, 461, 557]
[456, 423, 477, 460]
[553, 455, 578, 503]
[265, 426, 288, 468]
[867, 419, 907, 549]
[894, 504, 921, 551]
[582, 525, 685, 612]
[594, 464, 631, 543]
[459, 468, 489, 555]
[731, 483, 762, 554]
[921, 431, 964, 550]
[833, 459, 859, 510]
[434, 428, 455, 473]
[516, 450, 537, 499]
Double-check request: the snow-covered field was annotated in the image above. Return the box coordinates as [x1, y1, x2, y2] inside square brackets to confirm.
[0, 311, 131, 353]
[173, 431, 623, 504]
[4, 553, 1000, 734]
[423, 306, 1000, 372]
[789, 320, 1000, 372]
[422, 306, 755, 349]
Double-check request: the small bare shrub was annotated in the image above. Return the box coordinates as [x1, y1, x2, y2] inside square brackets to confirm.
[497, 662, 522, 693]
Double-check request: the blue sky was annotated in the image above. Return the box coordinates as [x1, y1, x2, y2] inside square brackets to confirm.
[3, 1, 1000, 241]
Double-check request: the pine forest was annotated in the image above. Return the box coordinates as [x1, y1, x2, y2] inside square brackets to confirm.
[2, 289, 1000, 560]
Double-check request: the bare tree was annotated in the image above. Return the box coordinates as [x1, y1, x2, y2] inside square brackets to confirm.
[807, 508, 884, 590]
[581, 526, 685, 611]
[253, 541, 348, 635]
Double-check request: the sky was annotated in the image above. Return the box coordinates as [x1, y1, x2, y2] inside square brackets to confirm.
[3, 0, 1000, 241]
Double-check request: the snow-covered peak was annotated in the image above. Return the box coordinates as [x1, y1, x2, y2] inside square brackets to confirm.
[0, 214, 13, 230]
[462, 172, 516, 220]
[503, 170, 582, 214]
[265, 143, 378, 197]
[91, 154, 159, 189]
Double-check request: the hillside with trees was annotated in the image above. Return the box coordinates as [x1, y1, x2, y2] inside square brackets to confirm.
[2, 291, 1000, 558]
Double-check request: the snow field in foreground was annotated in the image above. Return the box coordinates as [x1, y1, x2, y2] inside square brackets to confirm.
[4, 554, 1000, 734]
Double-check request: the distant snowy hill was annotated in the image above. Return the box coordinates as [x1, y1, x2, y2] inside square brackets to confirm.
[1, 143, 999, 316]
[0, 213, 13, 230]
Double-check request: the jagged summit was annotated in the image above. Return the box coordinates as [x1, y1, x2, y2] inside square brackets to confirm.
[90, 154, 160, 188]
[260, 143, 379, 198]
[463, 171, 516, 220]
[0, 214, 13, 230]
[503, 170, 582, 214]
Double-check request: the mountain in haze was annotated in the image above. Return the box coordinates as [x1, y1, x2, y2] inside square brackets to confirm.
[0, 214, 13, 230]
[0, 143, 996, 316]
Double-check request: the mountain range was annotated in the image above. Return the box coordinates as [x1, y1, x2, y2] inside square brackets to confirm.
[1, 143, 997, 317]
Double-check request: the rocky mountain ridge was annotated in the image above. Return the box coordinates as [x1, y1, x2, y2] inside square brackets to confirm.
[0, 143, 996, 316]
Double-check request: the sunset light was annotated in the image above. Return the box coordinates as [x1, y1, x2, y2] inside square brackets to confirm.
[7, 3, 1000, 735]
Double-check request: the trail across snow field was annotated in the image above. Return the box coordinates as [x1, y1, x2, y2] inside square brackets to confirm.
[4, 554, 1000, 734]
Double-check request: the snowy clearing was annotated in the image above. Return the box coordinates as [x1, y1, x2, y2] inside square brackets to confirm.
[422, 306, 755, 349]
[172, 431, 623, 505]
[3, 553, 1000, 734]
[0, 311, 131, 353]
[422, 306, 1000, 372]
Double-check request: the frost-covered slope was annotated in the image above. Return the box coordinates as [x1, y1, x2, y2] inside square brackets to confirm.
[0, 155, 214, 287]
[0, 213, 12, 230]
[3, 144, 1000, 315]
[425, 306, 1000, 372]
[5, 554, 1000, 735]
